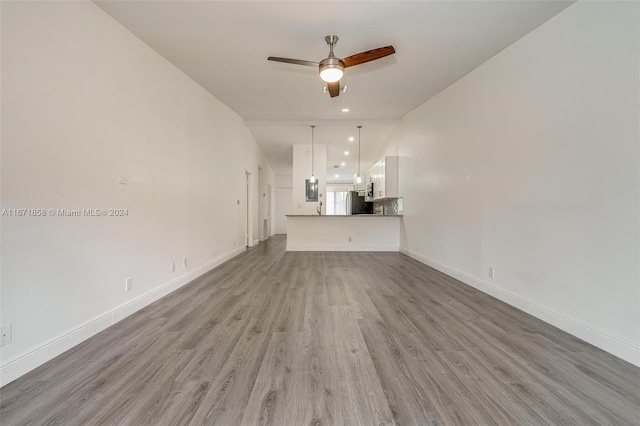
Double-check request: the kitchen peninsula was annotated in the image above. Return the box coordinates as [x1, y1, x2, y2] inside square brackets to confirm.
[286, 215, 401, 251]
[287, 149, 403, 251]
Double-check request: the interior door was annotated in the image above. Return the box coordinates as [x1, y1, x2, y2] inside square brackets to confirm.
[267, 184, 272, 237]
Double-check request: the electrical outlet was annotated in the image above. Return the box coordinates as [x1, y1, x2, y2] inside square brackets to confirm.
[170, 262, 176, 272]
[125, 277, 132, 292]
[1, 323, 12, 346]
[183, 257, 188, 268]
[489, 266, 495, 279]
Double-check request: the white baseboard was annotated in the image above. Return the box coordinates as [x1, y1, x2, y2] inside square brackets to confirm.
[252, 239, 260, 246]
[287, 244, 399, 252]
[400, 248, 640, 367]
[0, 246, 246, 387]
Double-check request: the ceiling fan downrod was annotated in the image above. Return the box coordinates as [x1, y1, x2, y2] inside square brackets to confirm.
[319, 35, 344, 83]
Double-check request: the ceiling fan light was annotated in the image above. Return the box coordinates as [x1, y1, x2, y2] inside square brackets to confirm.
[319, 57, 344, 83]
[320, 67, 343, 83]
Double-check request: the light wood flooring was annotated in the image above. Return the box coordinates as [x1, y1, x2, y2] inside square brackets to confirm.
[1, 235, 639, 425]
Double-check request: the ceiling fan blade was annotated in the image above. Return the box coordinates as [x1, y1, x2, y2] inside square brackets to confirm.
[327, 81, 340, 98]
[267, 57, 318, 67]
[342, 46, 396, 68]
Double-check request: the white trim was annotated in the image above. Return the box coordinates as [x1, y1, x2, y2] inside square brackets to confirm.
[0, 246, 246, 387]
[400, 248, 640, 367]
[252, 239, 260, 246]
[287, 244, 399, 252]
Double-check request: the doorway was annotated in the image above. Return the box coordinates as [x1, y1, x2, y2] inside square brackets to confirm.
[245, 171, 252, 247]
[267, 184, 272, 238]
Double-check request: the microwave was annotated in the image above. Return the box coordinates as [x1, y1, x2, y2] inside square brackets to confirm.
[366, 182, 374, 198]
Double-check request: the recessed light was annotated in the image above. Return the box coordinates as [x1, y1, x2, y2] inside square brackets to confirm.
[344, 151, 349, 155]
[341, 162, 346, 166]
[348, 137, 354, 142]
[342, 108, 350, 112]
[334, 174, 339, 178]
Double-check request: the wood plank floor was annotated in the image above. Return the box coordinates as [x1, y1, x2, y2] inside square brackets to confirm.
[1, 235, 639, 425]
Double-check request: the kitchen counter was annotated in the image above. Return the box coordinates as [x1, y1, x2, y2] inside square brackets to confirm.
[286, 215, 401, 251]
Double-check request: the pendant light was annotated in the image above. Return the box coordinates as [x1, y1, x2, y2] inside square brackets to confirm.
[309, 125, 316, 183]
[356, 125, 362, 184]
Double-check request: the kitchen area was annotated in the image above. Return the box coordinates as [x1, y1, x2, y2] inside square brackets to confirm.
[286, 154, 403, 251]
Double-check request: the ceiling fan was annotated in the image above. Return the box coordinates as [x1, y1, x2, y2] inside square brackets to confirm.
[268, 35, 395, 98]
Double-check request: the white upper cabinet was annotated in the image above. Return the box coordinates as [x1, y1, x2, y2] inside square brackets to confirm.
[367, 156, 399, 200]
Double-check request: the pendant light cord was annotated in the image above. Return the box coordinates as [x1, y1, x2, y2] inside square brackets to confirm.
[311, 125, 315, 177]
[357, 125, 362, 177]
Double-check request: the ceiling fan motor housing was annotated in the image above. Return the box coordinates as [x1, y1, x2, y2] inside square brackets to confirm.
[319, 34, 345, 83]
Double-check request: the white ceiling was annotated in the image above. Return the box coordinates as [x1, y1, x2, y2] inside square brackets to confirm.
[95, 0, 573, 179]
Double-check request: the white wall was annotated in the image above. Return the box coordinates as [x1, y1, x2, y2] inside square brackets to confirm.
[0, 1, 274, 384]
[392, 1, 639, 365]
[275, 188, 292, 234]
[274, 174, 292, 190]
[292, 144, 327, 215]
[274, 174, 292, 234]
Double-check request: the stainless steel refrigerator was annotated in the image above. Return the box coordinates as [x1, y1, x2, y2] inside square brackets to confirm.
[346, 191, 373, 215]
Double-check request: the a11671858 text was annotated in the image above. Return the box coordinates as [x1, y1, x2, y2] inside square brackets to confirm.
[1, 208, 129, 217]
